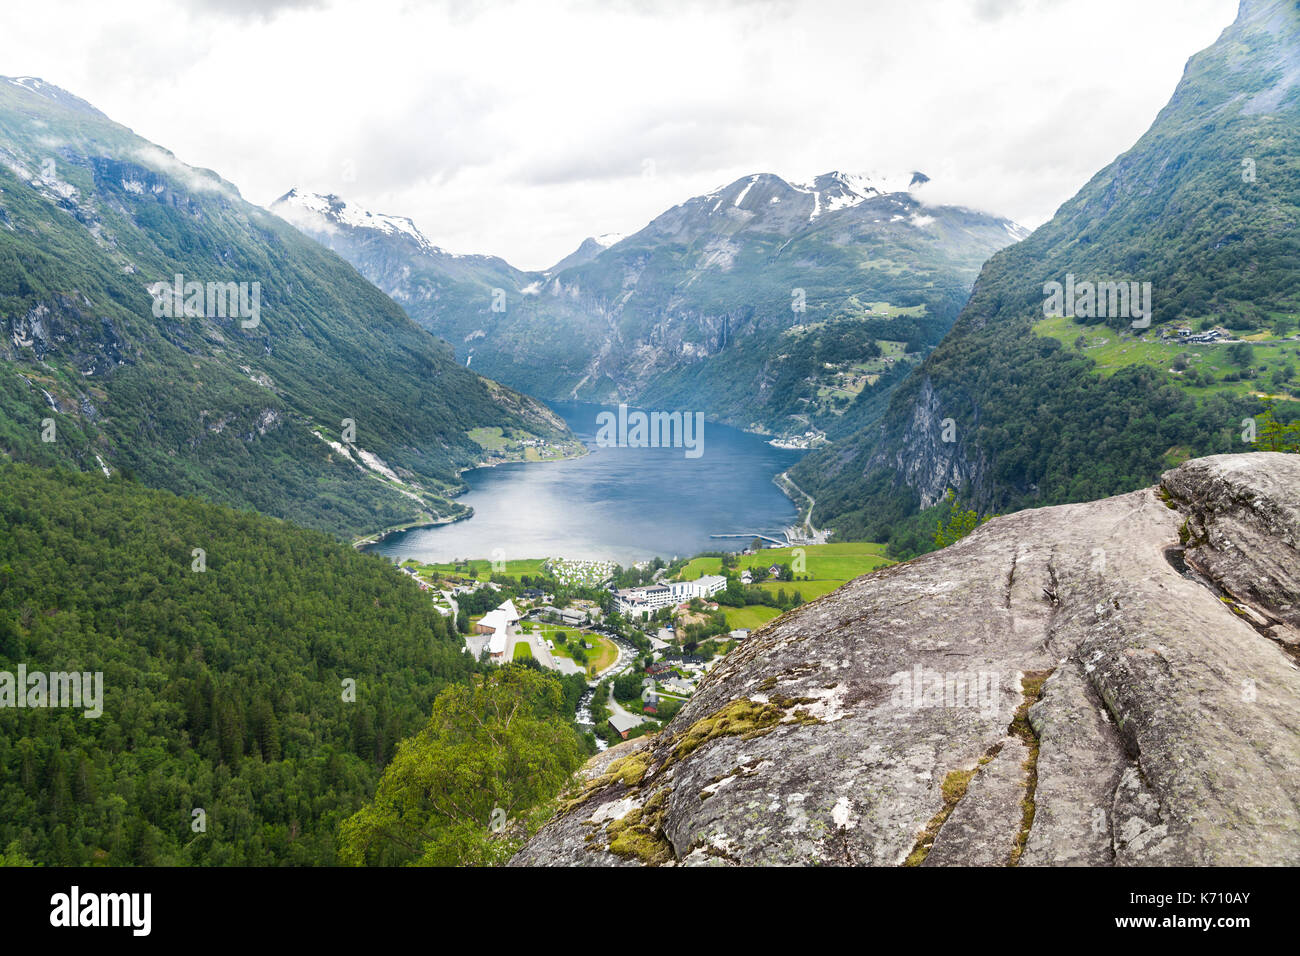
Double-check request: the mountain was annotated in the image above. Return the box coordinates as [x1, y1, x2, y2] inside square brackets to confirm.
[546, 233, 624, 273]
[514, 453, 1300, 866]
[0, 77, 577, 537]
[272, 187, 531, 329]
[275, 172, 1027, 440]
[792, 0, 1300, 545]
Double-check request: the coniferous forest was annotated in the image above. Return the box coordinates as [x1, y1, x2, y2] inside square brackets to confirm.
[0, 465, 587, 865]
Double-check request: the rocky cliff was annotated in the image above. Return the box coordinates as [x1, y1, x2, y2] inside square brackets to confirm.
[513, 453, 1300, 866]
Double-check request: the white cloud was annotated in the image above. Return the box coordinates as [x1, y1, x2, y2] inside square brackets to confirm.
[0, 0, 1238, 269]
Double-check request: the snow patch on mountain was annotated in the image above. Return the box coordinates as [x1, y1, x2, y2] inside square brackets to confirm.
[275, 188, 445, 254]
[2, 75, 107, 118]
[733, 174, 760, 208]
[792, 170, 921, 221]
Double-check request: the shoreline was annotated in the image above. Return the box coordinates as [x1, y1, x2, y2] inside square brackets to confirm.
[772, 470, 816, 535]
[353, 438, 590, 551]
[352, 511, 468, 550]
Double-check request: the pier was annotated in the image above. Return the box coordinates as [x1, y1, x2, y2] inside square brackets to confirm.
[709, 532, 790, 547]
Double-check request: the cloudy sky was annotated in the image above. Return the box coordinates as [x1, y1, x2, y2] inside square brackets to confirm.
[1, 0, 1237, 270]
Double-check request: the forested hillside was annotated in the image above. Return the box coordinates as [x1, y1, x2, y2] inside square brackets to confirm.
[0, 76, 573, 538]
[0, 464, 480, 865]
[794, 0, 1300, 545]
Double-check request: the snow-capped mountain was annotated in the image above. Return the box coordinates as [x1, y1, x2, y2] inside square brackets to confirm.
[790, 0, 1300, 535]
[275, 171, 1027, 439]
[645, 170, 1026, 241]
[274, 188, 441, 253]
[694, 170, 920, 222]
[271, 188, 527, 318]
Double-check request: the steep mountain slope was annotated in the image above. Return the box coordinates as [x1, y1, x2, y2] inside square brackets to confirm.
[794, 0, 1300, 542]
[0, 77, 575, 537]
[276, 173, 1026, 440]
[514, 453, 1300, 866]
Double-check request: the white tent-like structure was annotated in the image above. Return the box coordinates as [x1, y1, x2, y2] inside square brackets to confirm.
[478, 599, 522, 662]
[487, 627, 510, 661]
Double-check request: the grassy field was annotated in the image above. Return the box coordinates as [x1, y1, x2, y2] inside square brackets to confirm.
[722, 605, 783, 629]
[679, 542, 894, 632]
[1033, 315, 1300, 402]
[523, 622, 618, 675]
[512, 641, 533, 661]
[680, 542, 892, 581]
[405, 557, 548, 583]
[860, 301, 927, 318]
[467, 427, 583, 462]
[467, 426, 512, 452]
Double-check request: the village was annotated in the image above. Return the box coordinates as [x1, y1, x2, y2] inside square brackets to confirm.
[391, 540, 895, 746]
[394, 560, 727, 745]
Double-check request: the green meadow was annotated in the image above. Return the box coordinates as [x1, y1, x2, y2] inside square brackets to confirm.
[1033, 315, 1300, 402]
[678, 542, 894, 630]
[404, 557, 549, 582]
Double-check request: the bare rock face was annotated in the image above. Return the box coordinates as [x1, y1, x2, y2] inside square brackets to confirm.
[513, 453, 1300, 866]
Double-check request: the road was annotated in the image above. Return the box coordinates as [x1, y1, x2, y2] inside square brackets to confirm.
[592, 635, 648, 731]
[439, 590, 459, 620]
[778, 472, 827, 545]
[605, 685, 642, 726]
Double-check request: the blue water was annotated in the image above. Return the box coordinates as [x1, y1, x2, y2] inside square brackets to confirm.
[365, 401, 805, 566]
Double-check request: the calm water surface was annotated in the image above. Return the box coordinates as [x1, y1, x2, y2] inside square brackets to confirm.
[365, 401, 804, 565]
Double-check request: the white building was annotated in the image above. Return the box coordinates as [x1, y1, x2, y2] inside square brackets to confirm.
[487, 628, 510, 662]
[477, 599, 522, 662]
[669, 575, 726, 602]
[660, 678, 695, 697]
[615, 575, 727, 619]
[614, 584, 673, 618]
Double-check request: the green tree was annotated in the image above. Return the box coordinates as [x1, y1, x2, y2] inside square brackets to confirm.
[338, 666, 585, 867]
[1259, 403, 1300, 452]
[0, 841, 34, 867]
[933, 490, 984, 548]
